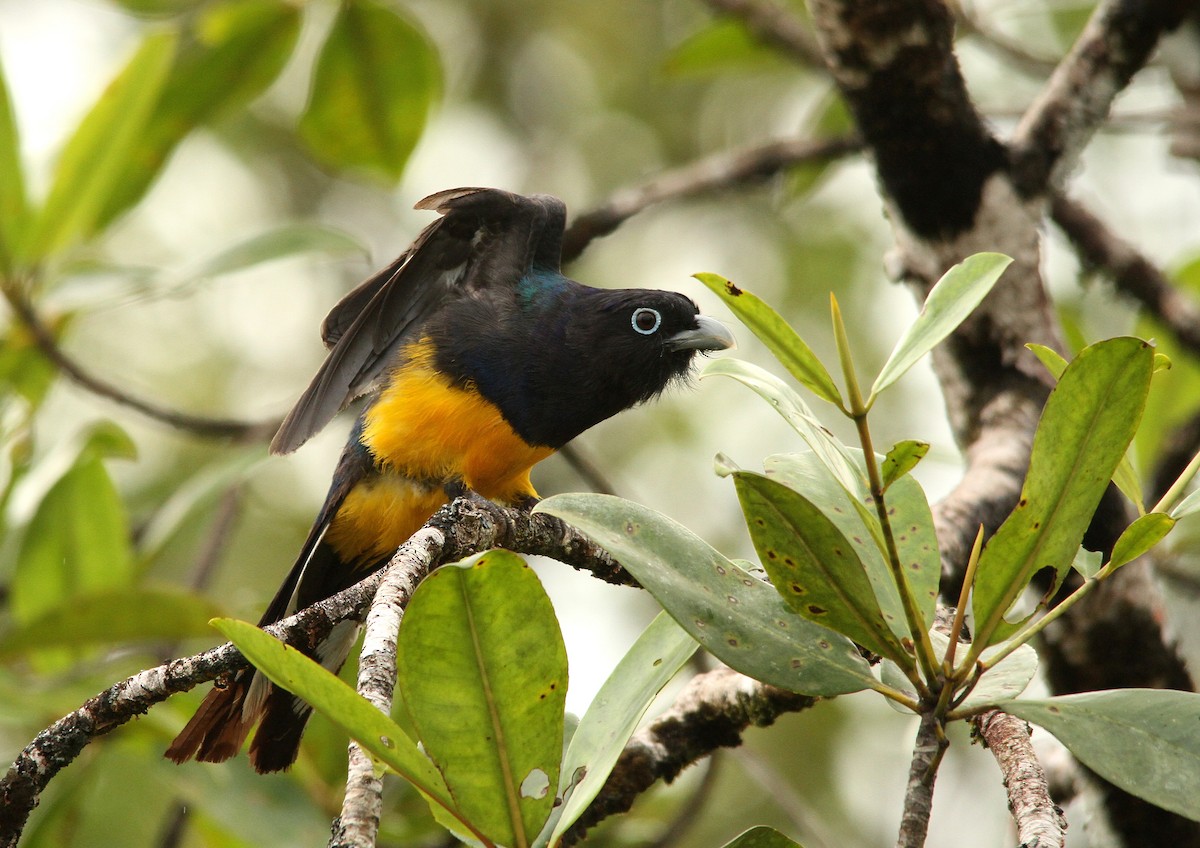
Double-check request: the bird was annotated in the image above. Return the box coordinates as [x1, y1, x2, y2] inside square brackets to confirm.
[164, 187, 734, 773]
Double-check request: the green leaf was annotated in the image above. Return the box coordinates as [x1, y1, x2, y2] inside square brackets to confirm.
[1171, 486, 1200, 519]
[11, 425, 136, 624]
[536, 494, 875, 697]
[1001, 690, 1200, 821]
[971, 338, 1153, 646]
[212, 618, 465, 825]
[1026, 342, 1068, 379]
[0, 587, 222, 658]
[1108, 512, 1175, 571]
[719, 826, 805, 848]
[869, 253, 1012, 402]
[764, 451, 940, 634]
[193, 224, 368, 279]
[693, 273, 843, 406]
[397, 551, 565, 848]
[1028, 343, 1145, 513]
[547, 613, 697, 847]
[96, 0, 302, 228]
[881, 440, 928, 490]
[1071, 546, 1103, 579]
[299, 0, 440, 181]
[734, 471, 907, 661]
[26, 31, 177, 258]
[0, 55, 29, 271]
[702, 357, 861, 494]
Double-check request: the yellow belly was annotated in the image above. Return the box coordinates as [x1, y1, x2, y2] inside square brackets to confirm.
[325, 474, 448, 565]
[360, 341, 554, 504]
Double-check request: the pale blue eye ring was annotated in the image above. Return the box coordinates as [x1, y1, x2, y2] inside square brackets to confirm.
[631, 307, 662, 335]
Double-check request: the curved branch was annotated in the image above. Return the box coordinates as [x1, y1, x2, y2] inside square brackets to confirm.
[562, 668, 817, 846]
[1, 285, 277, 442]
[1011, 0, 1194, 195]
[0, 498, 629, 848]
[975, 710, 1066, 848]
[561, 136, 861, 262]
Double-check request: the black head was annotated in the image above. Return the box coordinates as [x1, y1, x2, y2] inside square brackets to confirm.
[433, 284, 734, 448]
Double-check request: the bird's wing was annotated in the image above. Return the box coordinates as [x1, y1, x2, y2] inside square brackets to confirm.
[270, 187, 567, 455]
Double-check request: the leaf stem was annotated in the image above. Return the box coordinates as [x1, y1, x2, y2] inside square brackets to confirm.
[944, 526, 984, 680]
[832, 295, 941, 689]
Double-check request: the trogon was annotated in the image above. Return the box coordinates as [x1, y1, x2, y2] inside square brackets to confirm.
[165, 187, 734, 773]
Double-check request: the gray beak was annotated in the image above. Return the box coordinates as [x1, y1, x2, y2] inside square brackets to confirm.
[665, 315, 736, 352]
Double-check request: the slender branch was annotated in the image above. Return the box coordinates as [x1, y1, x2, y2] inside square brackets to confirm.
[1, 285, 277, 442]
[0, 498, 629, 848]
[1050, 193, 1200, 356]
[974, 710, 1066, 848]
[561, 135, 861, 262]
[561, 668, 817, 846]
[896, 710, 947, 848]
[1010, 0, 1194, 195]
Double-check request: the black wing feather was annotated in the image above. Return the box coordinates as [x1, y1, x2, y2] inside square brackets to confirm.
[270, 187, 567, 455]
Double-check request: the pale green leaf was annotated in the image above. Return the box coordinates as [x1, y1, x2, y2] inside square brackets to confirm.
[547, 613, 697, 846]
[972, 337, 1153, 646]
[870, 253, 1012, 401]
[212, 619, 463, 824]
[299, 0, 440, 181]
[537, 493, 875, 696]
[1002, 690, 1200, 821]
[702, 357, 862, 494]
[1108, 513, 1175, 571]
[26, 32, 177, 257]
[719, 826, 805, 848]
[694, 273, 842, 406]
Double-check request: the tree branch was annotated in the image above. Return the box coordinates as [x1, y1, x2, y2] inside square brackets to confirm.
[896, 711, 946, 848]
[975, 710, 1067, 848]
[562, 668, 817, 846]
[1050, 192, 1200, 355]
[0, 498, 629, 848]
[561, 135, 861, 263]
[1, 284, 276, 442]
[1011, 0, 1194, 195]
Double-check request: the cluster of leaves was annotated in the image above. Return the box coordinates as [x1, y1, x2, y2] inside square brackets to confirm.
[220, 253, 1200, 846]
[545, 254, 1200, 825]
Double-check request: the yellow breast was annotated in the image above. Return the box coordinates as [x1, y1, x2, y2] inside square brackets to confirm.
[325, 474, 448, 565]
[360, 340, 554, 505]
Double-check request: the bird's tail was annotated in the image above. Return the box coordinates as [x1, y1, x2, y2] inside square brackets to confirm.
[164, 670, 259, 766]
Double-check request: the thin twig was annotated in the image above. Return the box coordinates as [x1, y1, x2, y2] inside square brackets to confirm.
[1010, 0, 1194, 194]
[561, 135, 861, 262]
[1, 284, 277, 442]
[895, 711, 947, 848]
[1050, 193, 1200, 355]
[561, 668, 818, 846]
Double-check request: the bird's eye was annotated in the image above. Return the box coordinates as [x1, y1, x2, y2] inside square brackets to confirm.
[631, 307, 662, 335]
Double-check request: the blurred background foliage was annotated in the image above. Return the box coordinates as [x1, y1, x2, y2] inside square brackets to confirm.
[0, 0, 1197, 845]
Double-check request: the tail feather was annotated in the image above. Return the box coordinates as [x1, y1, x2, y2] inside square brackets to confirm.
[164, 672, 257, 765]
